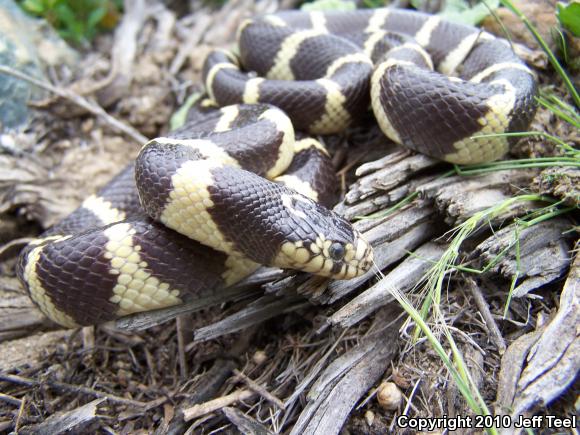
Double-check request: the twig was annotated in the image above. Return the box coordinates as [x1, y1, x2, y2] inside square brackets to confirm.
[233, 369, 285, 410]
[0, 65, 148, 145]
[0, 374, 147, 408]
[0, 392, 22, 407]
[170, 12, 213, 75]
[465, 278, 507, 354]
[176, 316, 193, 379]
[182, 389, 256, 421]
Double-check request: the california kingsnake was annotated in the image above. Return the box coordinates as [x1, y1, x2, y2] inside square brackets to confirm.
[17, 8, 537, 327]
[205, 8, 537, 163]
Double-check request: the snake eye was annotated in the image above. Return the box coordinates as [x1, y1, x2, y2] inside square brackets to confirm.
[329, 242, 345, 261]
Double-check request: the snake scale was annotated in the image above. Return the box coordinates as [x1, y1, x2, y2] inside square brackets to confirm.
[17, 8, 537, 327]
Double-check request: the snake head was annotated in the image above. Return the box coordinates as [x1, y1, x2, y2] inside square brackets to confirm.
[273, 193, 374, 279]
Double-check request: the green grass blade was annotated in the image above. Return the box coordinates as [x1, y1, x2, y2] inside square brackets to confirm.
[499, 0, 580, 107]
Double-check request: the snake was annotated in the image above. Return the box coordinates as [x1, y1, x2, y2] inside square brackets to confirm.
[17, 8, 537, 327]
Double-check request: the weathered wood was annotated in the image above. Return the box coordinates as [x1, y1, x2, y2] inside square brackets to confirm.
[233, 368, 285, 409]
[346, 153, 440, 204]
[289, 306, 402, 435]
[183, 389, 255, 421]
[464, 278, 507, 354]
[336, 175, 436, 221]
[192, 294, 308, 343]
[222, 407, 274, 435]
[418, 170, 536, 225]
[18, 398, 105, 435]
[159, 357, 241, 435]
[495, 249, 579, 430]
[94, 0, 149, 107]
[328, 242, 445, 328]
[354, 150, 412, 177]
[357, 203, 434, 245]
[0, 307, 54, 343]
[474, 219, 572, 297]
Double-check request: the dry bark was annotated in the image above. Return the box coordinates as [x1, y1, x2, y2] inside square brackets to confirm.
[289, 306, 402, 435]
[18, 398, 105, 435]
[495, 247, 579, 431]
[474, 219, 572, 297]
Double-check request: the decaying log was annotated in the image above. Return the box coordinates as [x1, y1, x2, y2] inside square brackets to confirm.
[495, 248, 579, 430]
[418, 169, 537, 225]
[474, 219, 572, 297]
[289, 305, 402, 435]
[345, 152, 440, 204]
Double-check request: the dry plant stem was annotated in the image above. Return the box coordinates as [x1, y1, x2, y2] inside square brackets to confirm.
[0, 65, 148, 144]
[222, 407, 274, 435]
[182, 389, 256, 421]
[233, 369, 285, 410]
[161, 327, 256, 435]
[15, 396, 26, 432]
[0, 374, 149, 408]
[464, 278, 507, 354]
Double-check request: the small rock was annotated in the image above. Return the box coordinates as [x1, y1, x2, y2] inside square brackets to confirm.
[252, 350, 267, 365]
[364, 410, 375, 427]
[377, 381, 403, 411]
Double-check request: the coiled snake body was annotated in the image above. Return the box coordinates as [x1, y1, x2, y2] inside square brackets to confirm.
[17, 8, 537, 327]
